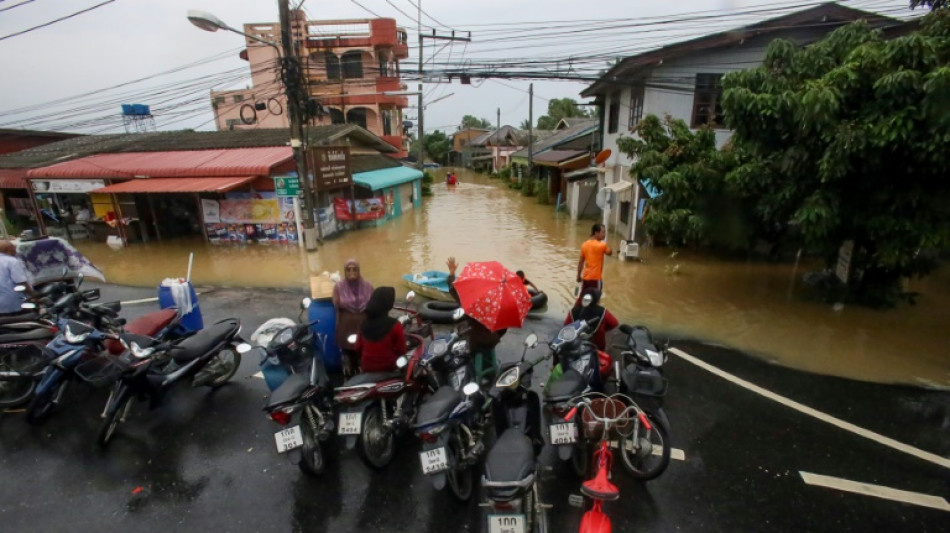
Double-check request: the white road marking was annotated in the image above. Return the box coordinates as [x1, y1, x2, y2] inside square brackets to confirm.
[119, 297, 159, 305]
[668, 347, 950, 470]
[800, 472, 950, 512]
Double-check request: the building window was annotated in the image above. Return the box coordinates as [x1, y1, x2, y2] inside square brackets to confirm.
[381, 109, 393, 136]
[342, 51, 363, 79]
[233, 94, 244, 103]
[378, 56, 389, 77]
[347, 108, 367, 129]
[628, 86, 644, 129]
[691, 73, 724, 128]
[225, 118, 242, 130]
[620, 200, 631, 225]
[608, 92, 620, 134]
[329, 108, 345, 125]
[214, 96, 226, 106]
[325, 52, 340, 80]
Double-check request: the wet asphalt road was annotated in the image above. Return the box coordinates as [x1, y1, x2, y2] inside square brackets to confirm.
[0, 283, 947, 533]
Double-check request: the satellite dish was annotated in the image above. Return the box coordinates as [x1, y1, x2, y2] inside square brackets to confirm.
[594, 149, 612, 165]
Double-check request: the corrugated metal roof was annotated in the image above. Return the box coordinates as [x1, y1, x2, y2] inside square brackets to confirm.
[531, 150, 588, 163]
[353, 166, 422, 191]
[91, 176, 257, 194]
[0, 168, 28, 189]
[28, 147, 292, 179]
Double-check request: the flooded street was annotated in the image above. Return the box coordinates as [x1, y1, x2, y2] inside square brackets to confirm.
[74, 169, 950, 387]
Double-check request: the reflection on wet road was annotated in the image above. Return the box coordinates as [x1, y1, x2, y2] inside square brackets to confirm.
[74, 170, 950, 387]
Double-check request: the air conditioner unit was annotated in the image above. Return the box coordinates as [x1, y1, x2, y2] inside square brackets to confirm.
[619, 240, 639, 260]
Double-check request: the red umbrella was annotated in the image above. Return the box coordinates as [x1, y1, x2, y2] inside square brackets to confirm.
[452, 261, 532, 331]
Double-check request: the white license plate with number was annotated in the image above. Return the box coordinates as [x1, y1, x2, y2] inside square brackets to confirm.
[550, 423, 576, 444]
[338, 412, 362, 435]
[488, 514, 525, 533]
[419, 447, 449, 474]
[274, 425, 303, 453]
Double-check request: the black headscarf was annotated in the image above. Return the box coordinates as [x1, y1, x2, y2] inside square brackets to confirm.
[360, 286, 398, 342]
[569, 288, 606, 330]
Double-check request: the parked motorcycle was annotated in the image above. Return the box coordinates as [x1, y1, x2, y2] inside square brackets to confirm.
[412, 317, 488, 501]
[333, 327, 430, 470]
[480, 333, 550, 533]
[86, 318, 248, 446]
[607, 324, 672, 480]
[259, 298, 336, 476]
[542, 318, 612, 477]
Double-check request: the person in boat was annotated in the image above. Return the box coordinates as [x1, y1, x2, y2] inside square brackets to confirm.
[353, 287, 407, 373]
[332, 259, 374, 376]
[446, 256, 505, 384]
[565, 288, 618, 352]
[515, 270, 539, 294]
[446, 172, 458, 185]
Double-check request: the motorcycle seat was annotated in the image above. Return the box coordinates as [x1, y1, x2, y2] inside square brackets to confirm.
[0, 313, 40, 325]
[106, 309, 179, 355]
[544, 369, 587, 402]
[0, 328, 55, 343]
[484, 428, 535, 484]
[266, 372, 311, 409]
[172, 319, 239, 363]
[414, 385, 462, 428]
[342, 371, 401, 386]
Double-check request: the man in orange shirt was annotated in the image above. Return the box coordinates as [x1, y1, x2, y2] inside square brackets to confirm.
[577, 223, 612, 292]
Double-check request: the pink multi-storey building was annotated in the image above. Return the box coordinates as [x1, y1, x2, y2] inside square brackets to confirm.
[211, 11, 411, 157]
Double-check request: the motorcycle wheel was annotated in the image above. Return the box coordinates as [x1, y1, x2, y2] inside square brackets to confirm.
[298, 413, 326, 476]
[357, 404, 395, 469]
[205, 346, 241, 388]
[0, 345, 44, 407]
[97, 389, 131, 447]
[446, 431, 474, 502]
[619, 417, 671, 480]
[532, 480, 548, 533]
[25, 381, 63, 424]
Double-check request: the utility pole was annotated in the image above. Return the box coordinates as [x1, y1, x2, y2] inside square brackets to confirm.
[416, 4, 471, 168]
[528, 83, 534, 183]
[278, 0, 317, 250]
[496, 107, 500, 172]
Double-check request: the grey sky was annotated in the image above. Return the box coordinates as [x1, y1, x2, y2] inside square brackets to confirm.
[0, 0, 919, 136]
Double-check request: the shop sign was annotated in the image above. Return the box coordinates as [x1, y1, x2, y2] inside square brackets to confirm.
[31, 179, 105, 194]
[273, 176, 299, 197]
[310, 147, 351, 191]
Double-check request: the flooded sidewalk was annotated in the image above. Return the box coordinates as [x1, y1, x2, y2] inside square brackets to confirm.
[73, 170, 950, 388]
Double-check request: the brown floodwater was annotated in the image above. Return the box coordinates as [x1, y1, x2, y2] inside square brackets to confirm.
[73, 169, 950, 388]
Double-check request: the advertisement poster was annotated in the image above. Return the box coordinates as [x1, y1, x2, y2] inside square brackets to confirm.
[202, 198, 282, 224]
[333, 197, 386, 221]
[201, 199, 221, 223]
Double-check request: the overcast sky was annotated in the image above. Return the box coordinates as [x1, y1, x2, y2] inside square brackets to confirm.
[0, 0, 920, 136]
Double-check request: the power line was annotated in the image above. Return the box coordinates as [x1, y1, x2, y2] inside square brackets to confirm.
[0, 0, 36, 14]
[0, 0, 117, 43]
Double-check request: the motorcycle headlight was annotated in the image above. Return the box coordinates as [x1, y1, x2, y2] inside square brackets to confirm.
[556, 325, 578, 343]
[495, 366, 520, 389]
[64, 324, 91, 344]
[428, 338, 449, 357]
[646, 349, 664, 367]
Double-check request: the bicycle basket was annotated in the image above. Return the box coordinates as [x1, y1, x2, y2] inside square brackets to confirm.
[581, 397, 633, 441]
[75, 355, 130, 388]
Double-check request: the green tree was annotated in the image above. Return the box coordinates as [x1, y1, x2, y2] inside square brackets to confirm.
[721, 13, 950, 305]
[410, 130, 452, 164]
[617, 115, 742, 248]
[911, 0, 948, 10]
[459, 115, 491, 129]
[534, 98, 592, 130]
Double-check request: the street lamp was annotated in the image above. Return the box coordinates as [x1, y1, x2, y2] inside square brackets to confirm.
[187, 7, 318, 251]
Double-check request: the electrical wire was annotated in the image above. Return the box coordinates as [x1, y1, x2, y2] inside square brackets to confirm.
[0, 0, 36, 14]
[0, 0, 117, 43]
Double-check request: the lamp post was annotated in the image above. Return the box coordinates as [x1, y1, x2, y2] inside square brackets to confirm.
[188, 7, 318, 251]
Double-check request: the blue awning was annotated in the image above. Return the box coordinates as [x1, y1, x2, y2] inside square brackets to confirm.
[353, 166, 423, 191]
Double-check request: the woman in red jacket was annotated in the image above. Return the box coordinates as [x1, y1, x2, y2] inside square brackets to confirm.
[355, 286, 407, 373]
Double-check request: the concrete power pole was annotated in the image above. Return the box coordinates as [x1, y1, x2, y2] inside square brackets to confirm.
[278, 0, 317, 250]
[528, 83, 534, 183]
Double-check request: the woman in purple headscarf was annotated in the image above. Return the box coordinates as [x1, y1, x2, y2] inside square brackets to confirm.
[332, 259, 374, 375]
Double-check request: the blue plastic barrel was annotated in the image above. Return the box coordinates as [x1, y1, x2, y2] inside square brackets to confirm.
[308, 298, 340, 374]
[157, 281, 203, 335]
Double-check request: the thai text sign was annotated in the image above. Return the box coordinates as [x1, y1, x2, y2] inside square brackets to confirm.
[273, 175, 299, 197]
[31, 179, 105, 194]
[333, 197, 386, 221]
[310, 147, 351, 191]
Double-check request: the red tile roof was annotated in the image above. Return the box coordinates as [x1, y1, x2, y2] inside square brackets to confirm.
[92, 177, 258, 194]
[0, 168, 28, 189]
[26, 147, 292, 179]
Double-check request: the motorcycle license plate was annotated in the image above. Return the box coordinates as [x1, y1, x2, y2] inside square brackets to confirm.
[338, 412, 362, 435]
[419, 447, 449, 474]
[274, 425, 303, 453]
[487, 514, 525, 533]
[549, 423, 576, 445]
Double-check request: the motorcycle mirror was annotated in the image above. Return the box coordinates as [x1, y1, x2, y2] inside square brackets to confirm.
[462, 382, 479, 396]
[14, 285, 27, 293]
[406, 290, 416, 303]
[77, 272, 84, 287]
[451, 308, 465, 321]
[235, 342, 253, 354]
[301, 297, 312, 310]
[524, 333, 538, 348]
[21, 302, 37, 310]
[346, 334, 358, 345]
[396, 355, 408, 369]
[581, 293, 593, 307]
